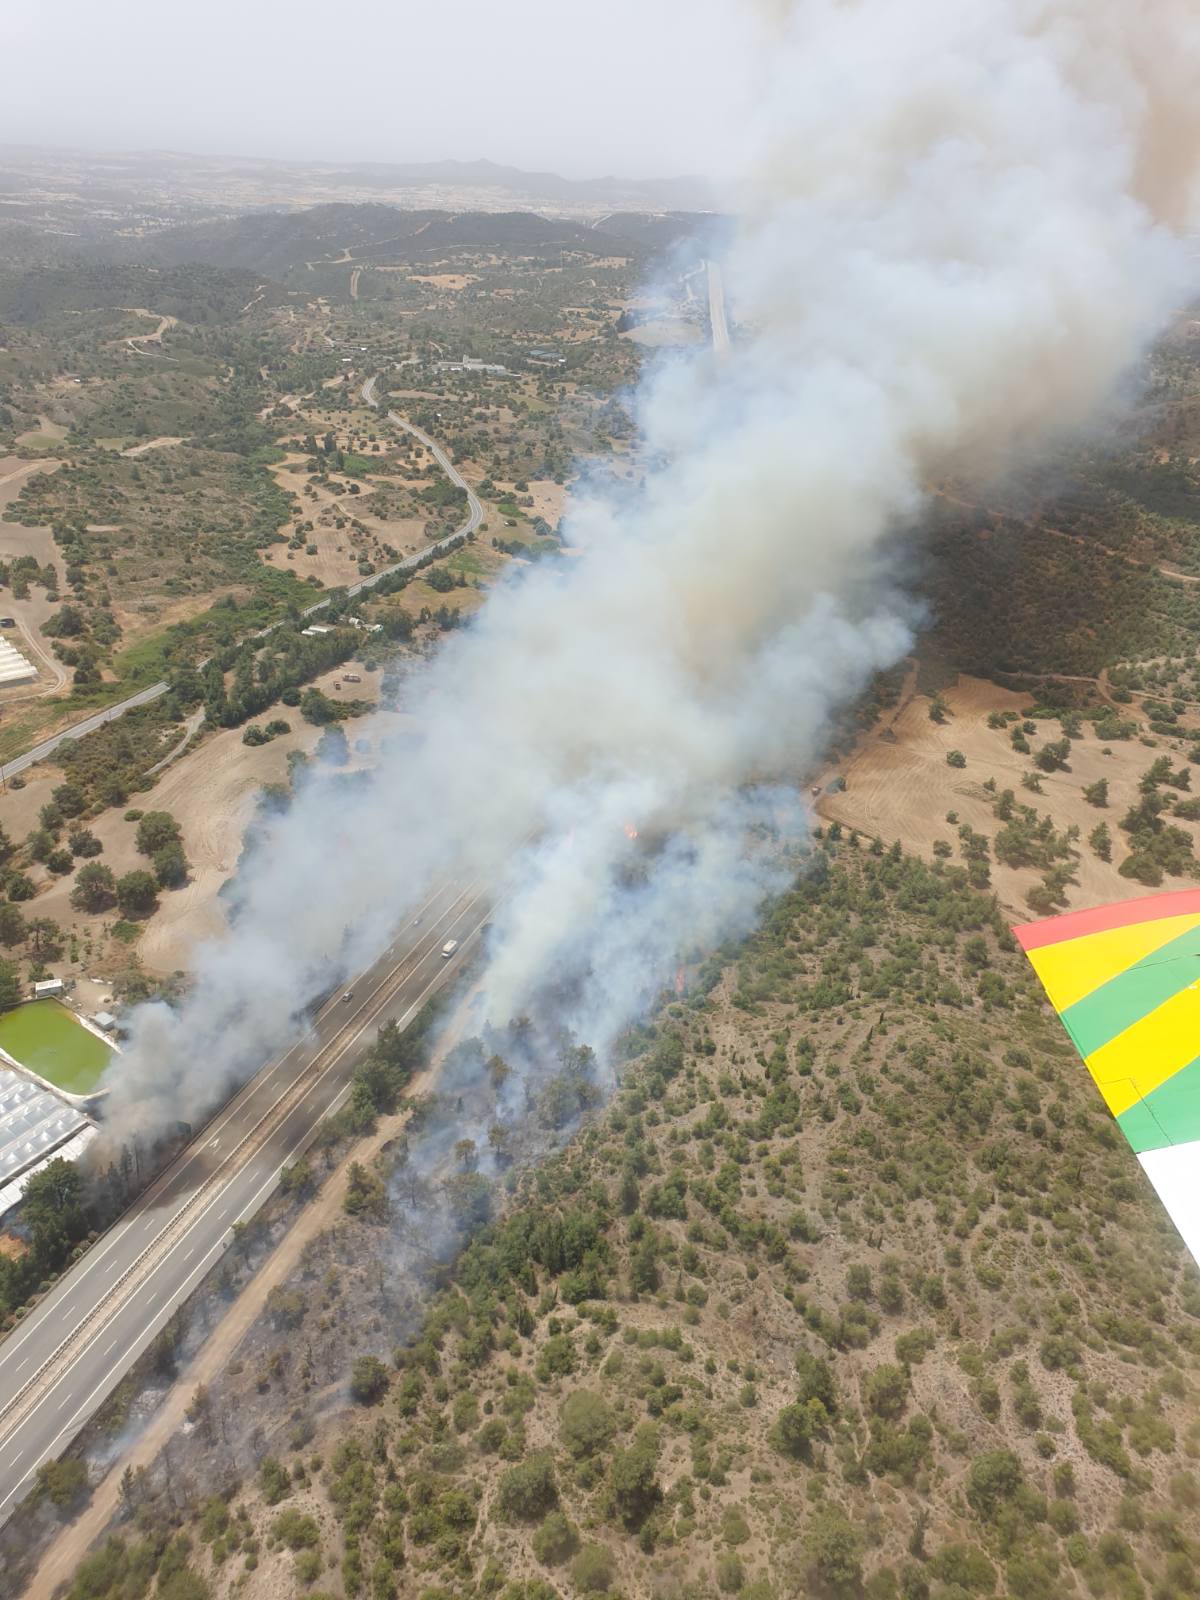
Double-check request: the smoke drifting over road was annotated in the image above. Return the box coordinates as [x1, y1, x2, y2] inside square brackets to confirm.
[104, 0, 1200, 1135]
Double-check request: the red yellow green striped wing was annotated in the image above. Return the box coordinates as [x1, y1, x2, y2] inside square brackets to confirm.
[1014, 888, 1200, 1263]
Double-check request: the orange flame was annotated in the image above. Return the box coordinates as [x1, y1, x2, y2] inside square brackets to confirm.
[623, 822, 639, 840]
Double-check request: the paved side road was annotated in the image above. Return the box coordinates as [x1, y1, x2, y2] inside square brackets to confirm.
[358, 373, 484, 563]
[0, 880, 489, 1522]
[0, 684, 172, 785]
[0, 389, 480, 784]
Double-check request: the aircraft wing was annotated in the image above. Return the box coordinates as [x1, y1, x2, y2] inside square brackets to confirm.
[1014, 887, 1200, 1265]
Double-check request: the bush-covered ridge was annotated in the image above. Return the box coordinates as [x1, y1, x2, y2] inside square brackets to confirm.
[61, 845, 1200, 1600]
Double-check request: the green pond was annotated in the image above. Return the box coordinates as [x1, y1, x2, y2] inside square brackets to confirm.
[0, 1000, 114, 1094]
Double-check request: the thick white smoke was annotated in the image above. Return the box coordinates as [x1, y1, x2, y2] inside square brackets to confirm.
[103, 0, 1200, 1133]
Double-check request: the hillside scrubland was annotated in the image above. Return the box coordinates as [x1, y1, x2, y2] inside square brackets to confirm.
[48, 845, 1200, 1600]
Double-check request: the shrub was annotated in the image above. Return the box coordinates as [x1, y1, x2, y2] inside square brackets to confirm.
[717, 1554, 745, 1594]
[571, 1544, 615, 1594]
[294, 1549, 321, 1584]
[722, 1507, 751, 1546]
[116, 870, 158, 918]
[35, 1456, 88, 1510]
[497, 1452, 558, 1520]
[864, 1363, 908, 1420]
[535, 1332, 576, 1381]
[349, 1355, 389, 1404]
[532, 1510, 579, 1566]
[135, 810, 181, 855]
[273, 1509, 320, 1549]
[611, 1426, 661, 1528]
[966, 1450, 1022, 1518]
[71, 862, 116, 913]
[772, 1398, 827, 1458]
[560, 1389, 614, 1458]
[260, 1456, 291, 1505]
[928, 1543, 997, 1593]
[804, 1506, 863, 1591]
[795, 1349, 837, 1412]
[153, 842, 189, 889]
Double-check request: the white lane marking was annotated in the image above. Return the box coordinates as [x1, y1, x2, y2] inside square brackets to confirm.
[0, 889, 492, 1520]
[0, 885, 457, 1388]
[9, 884, 456, 1342]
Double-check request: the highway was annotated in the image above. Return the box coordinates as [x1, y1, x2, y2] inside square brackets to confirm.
[706, 259, 731, 357]
[0, 391, 480, 785]
[0, 880, 489, 1523]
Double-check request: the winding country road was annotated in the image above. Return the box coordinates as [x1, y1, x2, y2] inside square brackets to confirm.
[0, 394, 481, 784]
[358, 372, 484, 553]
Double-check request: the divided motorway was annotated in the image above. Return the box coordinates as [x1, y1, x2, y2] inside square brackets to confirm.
[0, 881, 490, 1522]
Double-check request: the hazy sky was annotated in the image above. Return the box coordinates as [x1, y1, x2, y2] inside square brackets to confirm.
[4, 0, 753, 179]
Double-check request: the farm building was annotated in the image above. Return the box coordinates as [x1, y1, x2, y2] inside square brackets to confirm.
[0, 638, 37, 686]
[0, 1067, 95, 1219]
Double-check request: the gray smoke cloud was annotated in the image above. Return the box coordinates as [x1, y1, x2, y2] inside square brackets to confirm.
[100, 0, 1200, 1137]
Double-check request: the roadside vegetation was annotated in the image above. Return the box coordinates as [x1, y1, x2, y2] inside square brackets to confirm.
[32, 843, 1200, 1600]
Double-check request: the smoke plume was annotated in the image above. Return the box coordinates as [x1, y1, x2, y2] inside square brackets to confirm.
[102, 0, 1200, 1136]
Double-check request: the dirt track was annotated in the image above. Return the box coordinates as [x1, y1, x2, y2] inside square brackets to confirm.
[264, 454, 430, 590]
[120, 436, 184, 459]
[0, 456, 70, 699]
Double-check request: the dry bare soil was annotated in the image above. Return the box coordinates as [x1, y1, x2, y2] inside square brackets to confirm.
[820, 668, 1199, 921]
[25, 665, 397, 975]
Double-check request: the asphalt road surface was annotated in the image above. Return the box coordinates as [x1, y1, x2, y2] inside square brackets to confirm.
[359, 373, 484, 550]
[706, 259, 731, 356]
[0, 879, 489, 1522]
[0, 684, 172, 785]
[0, 387, 479, 784]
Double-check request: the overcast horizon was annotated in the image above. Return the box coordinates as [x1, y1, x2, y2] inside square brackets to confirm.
[0, 135, 705, 189]
[2, 0, 756, 184]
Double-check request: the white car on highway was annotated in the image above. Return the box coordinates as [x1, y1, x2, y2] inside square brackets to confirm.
[441, 939, 459, 959]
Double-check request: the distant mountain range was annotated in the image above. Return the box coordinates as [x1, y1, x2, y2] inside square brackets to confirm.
[0, 144, 718, 275]
[0, 143, 714, 222]
[293, 156, 715, 213]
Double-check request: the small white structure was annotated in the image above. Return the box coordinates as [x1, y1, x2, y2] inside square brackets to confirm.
[301, 624, 333, 637]
[0, 638, 37, 686]
[93, 1011, 117, 1032]
[33, 978, 64, 999]
[0, 1066, 94, 1220]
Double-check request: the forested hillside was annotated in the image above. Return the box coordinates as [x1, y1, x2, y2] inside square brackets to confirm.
[58, 845, 1200, 1600]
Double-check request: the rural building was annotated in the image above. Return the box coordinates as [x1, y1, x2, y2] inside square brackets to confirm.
[0, 1067, 95, 1220]
[32, 978, 64, 999]
[0, 638, 37, 686]
[526, 347, 565, 367]
[93, 1011, 117, 1033]
[301, 624, 333, 637]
